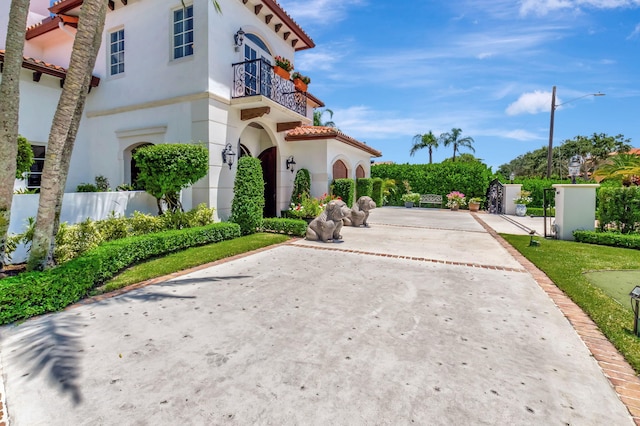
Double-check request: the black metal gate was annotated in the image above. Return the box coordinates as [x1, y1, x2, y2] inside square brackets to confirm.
[543, 187, 556, 238]
[487, 179, 504, 214]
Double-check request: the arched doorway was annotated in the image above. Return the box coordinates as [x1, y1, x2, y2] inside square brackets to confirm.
[258, 146, 277, 217]
[356, 165, 365, 178]
[128, 143, 153, 189]
[333, 159, 348, 179]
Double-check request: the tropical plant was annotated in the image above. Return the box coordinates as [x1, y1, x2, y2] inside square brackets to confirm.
[274, 55, 293, 72]
[313, 108, 336, 127]
[469, 197, 483, 204]
[231, 156, 265, 235]
[592, 153, 640, 185]
[440, 128, 475, 162]
[15, 135, 34, 180]
[0, 0, 30, 271]
[401, 192, 420, 204]
[410, 131, 439, 164]
[133, 143, 209, 214]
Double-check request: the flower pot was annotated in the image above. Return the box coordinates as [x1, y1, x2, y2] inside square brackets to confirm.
[515, 203, 527, 217]
[293, 78, 308, 92]
[450, 205, 459, 211]
[469, 202, 480, 212]
[273, 65, 290, 80]
[404, 202, 414, 208]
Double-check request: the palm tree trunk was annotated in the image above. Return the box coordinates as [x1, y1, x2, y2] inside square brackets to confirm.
[428, 147, 433, 164]
[28, 0, 108, 270]
[0, 0, 30, 270]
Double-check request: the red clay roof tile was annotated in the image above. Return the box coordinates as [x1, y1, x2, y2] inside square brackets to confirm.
[285, 126, 382, 157]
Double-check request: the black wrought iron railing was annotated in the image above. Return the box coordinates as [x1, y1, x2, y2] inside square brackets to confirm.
[232, 58, 307, 116]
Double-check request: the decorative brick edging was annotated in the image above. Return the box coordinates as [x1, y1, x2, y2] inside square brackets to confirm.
[294, 243, 526, 273]
[473, 213, 640, 425]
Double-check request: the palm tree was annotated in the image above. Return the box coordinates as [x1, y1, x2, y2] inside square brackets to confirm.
[592, 153, 640, 185]
[440, 128, 475, 162]
[410, 131, 439, 164]
[313, 108, 336, 127]
[0, 0, 30, 270]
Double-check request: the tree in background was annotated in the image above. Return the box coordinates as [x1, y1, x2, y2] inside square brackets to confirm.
[231, 156, 265, 235]
[410, 131, 439, 164]
[16, 135, 34, 179]
[443, 153, 484, 164]
[440, 128, 475, 162]
[0, 0, 30, 271]
[133, 144, 208, 214]
[593, 153, 640, 186]
[313, 108, 336, 127]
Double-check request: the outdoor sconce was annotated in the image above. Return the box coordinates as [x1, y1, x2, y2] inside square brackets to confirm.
[568, 154, 583, 184]
[234, 28, 245, 51]
[630, 286, 640, 336]
[221, 143, 236, 169]
[286, 156, 296, 173]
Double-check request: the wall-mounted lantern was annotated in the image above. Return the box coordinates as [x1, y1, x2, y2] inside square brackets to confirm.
[221, 143, 236, 169]
[234, 28, 245, 52]
[286, 156, 296, 173]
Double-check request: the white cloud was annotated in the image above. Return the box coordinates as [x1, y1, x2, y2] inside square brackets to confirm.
[628, 23, 640, 39]
[520, 0, 640, 16]
[277, 0, 366, 25]
[506, 90, 553, 115]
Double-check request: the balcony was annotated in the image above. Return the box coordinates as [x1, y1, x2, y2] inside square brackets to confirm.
[232, 58, 307, 117]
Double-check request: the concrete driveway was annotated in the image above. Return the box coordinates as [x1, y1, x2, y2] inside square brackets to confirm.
[0, 207, 633, 425]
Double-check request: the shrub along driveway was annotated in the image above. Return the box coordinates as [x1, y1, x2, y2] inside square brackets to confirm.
[0, 208, 633, 425]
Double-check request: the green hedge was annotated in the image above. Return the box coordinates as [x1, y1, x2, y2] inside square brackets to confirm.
[371, 162, 492, 206]
[355, 178, 373, 200]
[332, 179, 355, 207]
[261, 218, 307, 236]
[597, 187, 640, 233]
[526, 207, 555, 217]
[574, 230, 640, 250]
[0, 222, 240, 325]
[231, 157, 265, 235]
[372, 178, 383, 206]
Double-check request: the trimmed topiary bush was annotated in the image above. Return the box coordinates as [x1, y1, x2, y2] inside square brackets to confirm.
[231, 156, 265, 235]
[290, 168, 311, 206]
[356, 178, 373, 200]
[574, 230, 640, 250]
[597, 187, 640, 233]
[0, 222, 241, 325]
[332, 178, 355, 207]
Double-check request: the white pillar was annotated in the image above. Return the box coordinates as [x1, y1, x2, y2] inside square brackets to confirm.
[552, 184, 599, 240]
[503, 184, 522, 215]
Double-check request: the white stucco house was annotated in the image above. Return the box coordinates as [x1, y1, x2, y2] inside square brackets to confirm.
[0, 0, 381, 220]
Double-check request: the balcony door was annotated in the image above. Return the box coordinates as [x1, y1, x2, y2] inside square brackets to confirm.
[244, 35, 271, 97]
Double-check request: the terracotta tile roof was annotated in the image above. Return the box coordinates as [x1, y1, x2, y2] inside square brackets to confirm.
[285, 126, 382, 157]
[628, 148, 640, 155]
[0, 50, 100, 88]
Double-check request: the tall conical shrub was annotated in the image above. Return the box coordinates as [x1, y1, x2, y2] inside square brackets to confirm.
[290, 168, 311, 205]
[230, 156, 265, 235]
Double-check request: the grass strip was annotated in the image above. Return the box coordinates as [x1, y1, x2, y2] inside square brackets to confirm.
[502, 234, 640, 373]
[94, 233, 290, 295]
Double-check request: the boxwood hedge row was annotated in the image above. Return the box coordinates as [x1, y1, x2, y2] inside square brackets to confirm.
[0, 222, 240, 325]
[573, 230, 640, 250]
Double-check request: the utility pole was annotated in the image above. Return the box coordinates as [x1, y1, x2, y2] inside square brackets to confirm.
[546, 86, 556, 179]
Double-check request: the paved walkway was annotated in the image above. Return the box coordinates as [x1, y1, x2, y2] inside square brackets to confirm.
[0, 208, 636, 425]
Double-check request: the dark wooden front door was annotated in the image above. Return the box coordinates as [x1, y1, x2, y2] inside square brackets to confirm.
[258, 146, 277, 217]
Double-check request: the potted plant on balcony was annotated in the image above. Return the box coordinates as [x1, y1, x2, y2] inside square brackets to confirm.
[291, 71, 311, 92]
[273, 55, 293, 80]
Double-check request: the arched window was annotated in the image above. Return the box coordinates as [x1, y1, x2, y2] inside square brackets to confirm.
[356, 165, 365, 178]
[245, 33, 271, 55]
[333, 160, 348, 179]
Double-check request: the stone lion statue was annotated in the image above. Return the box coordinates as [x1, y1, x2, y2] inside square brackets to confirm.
[343, 196, 376, 227]
[305, 199, 350, 242]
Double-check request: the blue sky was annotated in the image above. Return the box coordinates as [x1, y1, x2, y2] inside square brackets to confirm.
[279, 0, 640, 171]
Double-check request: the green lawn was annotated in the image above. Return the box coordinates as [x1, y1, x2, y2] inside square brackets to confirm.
[502, 234, 640, 373]
[93, 233, 290, 295]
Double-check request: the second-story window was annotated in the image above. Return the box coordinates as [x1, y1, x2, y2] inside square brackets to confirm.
[173, 5, 194, 60]
[109, 29, 125, 76]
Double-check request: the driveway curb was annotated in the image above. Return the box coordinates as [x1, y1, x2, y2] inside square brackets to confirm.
[473, 212, 640, 425]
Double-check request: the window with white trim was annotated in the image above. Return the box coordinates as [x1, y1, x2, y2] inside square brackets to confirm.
[173, 5, 194, 59]
[27, 145, 46, 192]
[109, 28, 125, 75]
